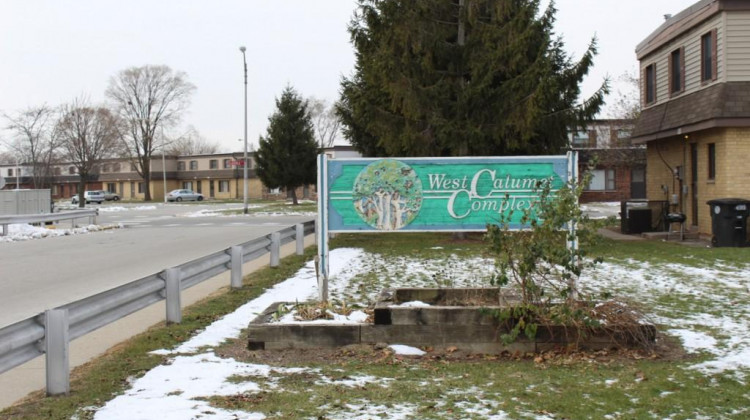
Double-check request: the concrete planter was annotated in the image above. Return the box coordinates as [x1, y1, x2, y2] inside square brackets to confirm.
[247, 288, 656, 353]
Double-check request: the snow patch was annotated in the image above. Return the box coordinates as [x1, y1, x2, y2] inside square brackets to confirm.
[389, 345, 426, 356]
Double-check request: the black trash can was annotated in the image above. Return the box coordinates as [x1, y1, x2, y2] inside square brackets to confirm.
[620, 201, 652, 234]
[706, 198, 750, 247]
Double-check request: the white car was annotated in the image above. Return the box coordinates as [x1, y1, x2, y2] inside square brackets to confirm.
[166, 189, 204, 202]
[71, 190, 105, 204]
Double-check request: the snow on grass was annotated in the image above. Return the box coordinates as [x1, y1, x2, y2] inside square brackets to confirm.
[93, 247, 750, 419]
[0, 223, 119, 242]
[93, 352, 294, 420]
[163, 248, 366, 354]
[580, 201, 621, 219]
[581, 258, 750, 380]
[317, 401, 419, 420]
[389, 344, 426, 356]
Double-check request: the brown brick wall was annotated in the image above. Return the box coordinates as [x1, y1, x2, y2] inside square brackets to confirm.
[580, 165, 634, 203]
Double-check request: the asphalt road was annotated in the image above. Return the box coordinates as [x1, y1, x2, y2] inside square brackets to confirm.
[0, 202, 314, 327]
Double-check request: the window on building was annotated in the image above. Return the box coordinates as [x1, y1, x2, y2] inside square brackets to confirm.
[701, 30, 717, 82]
[138, 182, 145, 194]
[177, 161, 186, 171]
[645, 64, 656, 104]
[69, 166, 76, 175]
[708, 143, 716, 180]
[54, 167, 61, 176]
[112, 163, 120, 172]
[219, 180, 229, 192]
[209, 159, 218, 169]
[571, 131, 590, 147]
[131, 163, 137, 171]
[7, 168, 13, 176]
[669, 47, 684, 95]
[101, 164, 110, 173]
[223, 159, 231, 169]
[182, 181, 193, 190]
[586, 169, 616, 191]
[189, 160, 198, 170]
[107, 183, 116, 193]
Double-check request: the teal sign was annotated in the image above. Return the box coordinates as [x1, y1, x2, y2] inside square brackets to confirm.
[321, 155, 574, 232]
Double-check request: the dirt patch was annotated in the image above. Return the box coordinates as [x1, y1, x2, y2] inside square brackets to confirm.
[216, 331, 691, 367]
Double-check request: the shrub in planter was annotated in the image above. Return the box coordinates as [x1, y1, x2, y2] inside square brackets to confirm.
[485, 173, 652, 347]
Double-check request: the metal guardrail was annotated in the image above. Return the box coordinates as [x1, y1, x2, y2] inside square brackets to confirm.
[0, 209, 98, 236]
[0, 220, 315, 395]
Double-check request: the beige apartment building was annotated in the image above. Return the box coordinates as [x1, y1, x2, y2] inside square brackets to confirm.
[631, 0, 750, 239]
[46, 152, 264, 202]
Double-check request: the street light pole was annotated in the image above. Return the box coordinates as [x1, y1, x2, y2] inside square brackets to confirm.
[162, 152, 167, 203]
[240, 46, 249, 214]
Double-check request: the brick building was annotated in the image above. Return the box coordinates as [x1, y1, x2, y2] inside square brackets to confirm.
[631, 0, 750, 239]
[569, 119, 646, 203]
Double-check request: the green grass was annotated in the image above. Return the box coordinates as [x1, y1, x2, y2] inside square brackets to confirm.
[203, 354, 748, 419]
[3, 232, 750, 419]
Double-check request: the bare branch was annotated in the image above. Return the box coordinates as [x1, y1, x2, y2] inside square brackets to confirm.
[2, 105, 59, 188]
[307, 97, 342, 149]
[105, 65, 196, 200]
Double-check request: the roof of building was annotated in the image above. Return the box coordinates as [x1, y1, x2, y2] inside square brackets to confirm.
[632, 81, 750, 142]
[636, 0, 750, 59]
[636, 0, 717, 58]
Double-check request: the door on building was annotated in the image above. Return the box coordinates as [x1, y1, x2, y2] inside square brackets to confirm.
[197, 180, 202, 194]
[630, 167, 646, 199]
[690, 143, 698, 226]
[209, 181, 215, 198]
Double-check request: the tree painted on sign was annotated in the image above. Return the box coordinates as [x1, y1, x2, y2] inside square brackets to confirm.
[353, 160, 422, 230]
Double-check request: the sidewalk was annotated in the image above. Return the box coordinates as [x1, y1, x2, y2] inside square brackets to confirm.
[597, 227, 645, 241]
[598, 227, 712, 248]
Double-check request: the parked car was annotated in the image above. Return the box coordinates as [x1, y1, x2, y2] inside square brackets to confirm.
[71, 190, 105, 204]
[166, 189, 204, 202]
[103, 191, 120, 201]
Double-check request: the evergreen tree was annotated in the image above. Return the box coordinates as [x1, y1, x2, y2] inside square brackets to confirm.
[256, 86, 319, 205]
[337, 0, 608, 157]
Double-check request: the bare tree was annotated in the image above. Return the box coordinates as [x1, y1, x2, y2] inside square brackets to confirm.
[165, 125, 220, 155]
[609, 70, 641, 121]
[105, 65, 196, 201]
[2, 106, 59, 188]
[57, 98, 121, 207]
[307, 97, 341, 149]
[0, 149, 14, 164]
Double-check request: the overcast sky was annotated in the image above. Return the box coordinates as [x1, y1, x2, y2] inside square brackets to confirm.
[1, 0, 698, 154]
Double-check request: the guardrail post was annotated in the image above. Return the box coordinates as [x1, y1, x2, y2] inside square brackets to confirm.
[270, 232, 280, 267]
[230, 245, 243, 289]
[45, 309, 70, 396]
[165, 268, 182, 324]
[295, 224, 304, 256]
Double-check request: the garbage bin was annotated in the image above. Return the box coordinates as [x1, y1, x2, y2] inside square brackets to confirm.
[620, 201, 653, 234]
[706, 198, 750, 247]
